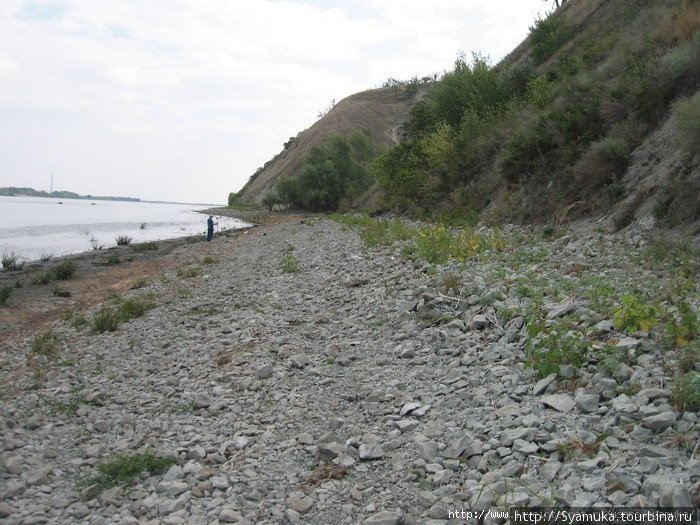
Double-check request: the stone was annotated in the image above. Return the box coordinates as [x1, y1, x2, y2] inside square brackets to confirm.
[290, 354, 310, 368]
[433, 469, 453, 486]
[359, 443, 385, 460]
[546, 301, 575, 319]
[575, 393, 599, 413]
[396, 419, 419, 433]
[24, 465, 52, 486]
[363, 511, 403, 525]
[158, 481, 189, 496]
[470, 315, 488, 330]
[256, 364, 273, 379]
[399, 402, 421, 416]
[287, 495, 314, 514]
[318, 442, 344, 461]
[642, 411, 676, 433]
[541, 394, 575, 412]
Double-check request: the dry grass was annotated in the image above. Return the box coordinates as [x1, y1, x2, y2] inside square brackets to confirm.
[305, 463, 348, 486]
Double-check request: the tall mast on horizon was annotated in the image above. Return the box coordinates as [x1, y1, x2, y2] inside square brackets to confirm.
[50, 174, 53, 193]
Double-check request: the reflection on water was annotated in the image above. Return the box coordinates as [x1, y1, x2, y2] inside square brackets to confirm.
[0, 196, 249, 261]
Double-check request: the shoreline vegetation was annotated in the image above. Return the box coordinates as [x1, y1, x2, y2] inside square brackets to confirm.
[0, 212, 698, 522]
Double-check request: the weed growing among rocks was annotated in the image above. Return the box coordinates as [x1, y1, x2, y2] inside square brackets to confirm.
[280, 254, 300, 273]
[81, 451, 176, 500]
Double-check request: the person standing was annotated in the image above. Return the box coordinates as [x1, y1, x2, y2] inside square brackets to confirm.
[206, 215, 217, 242]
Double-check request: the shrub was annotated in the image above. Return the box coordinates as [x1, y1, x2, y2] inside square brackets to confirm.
[106, 254, 121, 266]
[53, 260, 77, 280]
[82, 451, 177, 500]
[177, 266, 201, 278]
[280, 254, 300, 274]
[32, 270, 54, 285]
[131, 278, 149, 289]
[529, 11, 574, 64]
[672, 90, 700, 157]
[91, 308, 121, 333]
[2, 251, 24, 270]
[613, 294, 658, 333]
[573, 136, 631, 194]
[0, 284, 13, 306]
[132, 242, 159, 252]
[31, 331, 61, 358]
[115, 235, 132, 246]
[671, 371, 700, 412]
[525, 329, 590, 378]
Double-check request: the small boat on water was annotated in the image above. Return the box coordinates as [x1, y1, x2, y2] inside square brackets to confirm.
[57, 201, 63, 204]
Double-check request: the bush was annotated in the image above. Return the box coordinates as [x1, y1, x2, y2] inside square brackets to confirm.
[0, 284, 13, 306]
[2, 251, 24, 270]
[613, 294, 658, 333]
[672, 90, 700, 157]
[115, 235, 132, 246]
[529, 11, 574, 64]
[53, 260, 77, 280]
[573, 136, 631, 194]
[132, 242, 159, 252]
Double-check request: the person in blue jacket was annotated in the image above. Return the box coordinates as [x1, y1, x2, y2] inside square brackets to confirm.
[206, 215, 217, 242]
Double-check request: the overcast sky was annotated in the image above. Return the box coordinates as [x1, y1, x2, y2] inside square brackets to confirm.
[1, 0, 548, 204]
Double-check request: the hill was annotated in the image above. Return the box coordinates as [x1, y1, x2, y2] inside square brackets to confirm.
[0, 187, 140, 202]
[236, 84, 430, 202]
[237, 0, 700, 231]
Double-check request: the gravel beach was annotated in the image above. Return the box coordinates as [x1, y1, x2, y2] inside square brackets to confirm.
[1, 217, 698, 524]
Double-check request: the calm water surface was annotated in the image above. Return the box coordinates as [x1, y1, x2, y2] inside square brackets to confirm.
[0, 196, 249, 261]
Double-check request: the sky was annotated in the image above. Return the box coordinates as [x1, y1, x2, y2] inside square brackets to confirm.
[0, 0, 550, 204]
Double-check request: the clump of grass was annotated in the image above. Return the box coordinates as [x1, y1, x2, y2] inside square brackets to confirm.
[118, 297, 151, 320]
[131, 278, 149, 290]
[201, 255, 218, 265]
[81, 451, 177, 500]
[671, 371, 700, 412]
[91, 307, 122, 333]
[441, 272, 461, 294]
[31, 331, 61, 358]
[115, 235, 132, 246]
[0, 284, 14, 306]
[177, 266, 201, 278]
[557, 436, 599, 461]
[14, 279, 25, 288]
[2, 251, 25, 270]
[280, 254, 300, 274]
[52, 287, 71, 298]
[32, 270, 54, 285]
[132, 242, 158, 252]
[39, 252, 53, 262]
[71, 314, 89, 330]
[105, 254, 121, 266]
[53, 260, 77, 280]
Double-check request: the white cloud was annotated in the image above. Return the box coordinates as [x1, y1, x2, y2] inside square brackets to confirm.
[0, 0, 544, 203]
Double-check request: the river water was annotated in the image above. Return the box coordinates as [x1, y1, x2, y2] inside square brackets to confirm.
[0, 196, 249, 262]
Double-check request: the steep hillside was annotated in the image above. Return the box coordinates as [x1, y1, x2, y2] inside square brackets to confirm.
[236, 0, 700, 231]
[237, 84, 429, 201]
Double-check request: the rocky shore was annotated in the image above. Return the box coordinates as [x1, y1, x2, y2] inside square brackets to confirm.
[1, 217, 698, 524]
